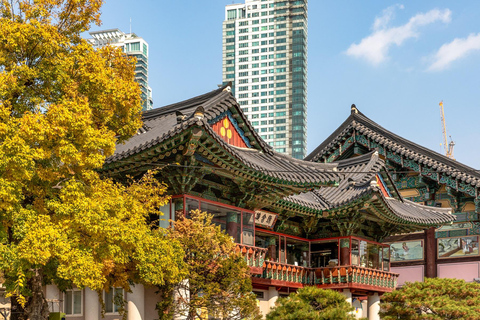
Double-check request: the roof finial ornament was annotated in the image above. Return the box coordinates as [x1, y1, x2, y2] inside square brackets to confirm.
[223, 81, 232, 92]
[176, 111, 186, 124]
[194, 106, 205, 120]
[351, 104, 358, 114]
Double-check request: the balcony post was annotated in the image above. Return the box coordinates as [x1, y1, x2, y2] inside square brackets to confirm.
[268, 286, 279, 309]
[367, 292, 380, 320]
[85, 288, 100, 320]
[127, 284, 144, 320]
[341, 288, 352, 304]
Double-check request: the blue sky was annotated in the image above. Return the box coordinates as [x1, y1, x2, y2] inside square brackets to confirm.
[91, 1, 480, 169]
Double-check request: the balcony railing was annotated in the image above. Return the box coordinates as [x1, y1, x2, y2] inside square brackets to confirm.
[314, 265, 399, 292]
[237, 245, 399, 292]
[260, 261, 313, 285]
[236, 244, 268, 274]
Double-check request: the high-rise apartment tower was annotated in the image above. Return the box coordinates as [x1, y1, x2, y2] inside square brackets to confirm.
[222, 0, 307, 159]
[88, 29, 153, 111]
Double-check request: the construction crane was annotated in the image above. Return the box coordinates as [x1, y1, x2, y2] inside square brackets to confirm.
[439, 101, 455, 159]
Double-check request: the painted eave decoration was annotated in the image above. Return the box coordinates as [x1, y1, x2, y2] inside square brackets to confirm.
[305, 105, 480, 213]
[211, 114, 249, 148]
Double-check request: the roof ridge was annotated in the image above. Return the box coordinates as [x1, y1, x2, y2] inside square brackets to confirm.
[335, 151, 377, 168]
[304, 114, 355, 161]
[142, 85, 228, 121]
[352, 111, 480, 177]
[312, 189, 331, 206]
[306, 107, 480, 184]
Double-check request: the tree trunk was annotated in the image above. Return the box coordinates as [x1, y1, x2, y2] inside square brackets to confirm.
[187, 287, 197, 320]
[187, 308, 197, 320]
[25, 269, 50, 320]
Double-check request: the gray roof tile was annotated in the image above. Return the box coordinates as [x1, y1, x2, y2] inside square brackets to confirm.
[106, 85, 338, 186]
[305, 107, 480, 191]
[285, 152, 455, 225]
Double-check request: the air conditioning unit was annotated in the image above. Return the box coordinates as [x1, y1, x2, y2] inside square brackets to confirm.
[49, 312, 66, 320]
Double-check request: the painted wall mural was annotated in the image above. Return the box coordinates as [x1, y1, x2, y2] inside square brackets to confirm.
[388, 240, 424, 262]
[438, 236, 479, 259]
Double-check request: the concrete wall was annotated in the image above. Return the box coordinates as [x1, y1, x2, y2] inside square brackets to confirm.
[144, 286, 161, 320]
[438, 261, 480, 282]
[254, 289, 270, 317]
[392, 265, 424, 286]
[42, 285, 148, 320]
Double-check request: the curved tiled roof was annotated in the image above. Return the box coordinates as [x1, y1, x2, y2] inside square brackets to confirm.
[384, 198, 453, 225]
[108, 85, 269, 164]
[105, 87, 455, 226]
[284, 152, 455, 225]
[305, 106, 480, 188]
[229, 146, 339, 185]
[106, 85, 339, 187]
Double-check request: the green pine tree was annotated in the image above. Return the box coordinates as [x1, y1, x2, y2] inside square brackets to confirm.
[267, 286, 356, 320]
[380, 277, 480, 320]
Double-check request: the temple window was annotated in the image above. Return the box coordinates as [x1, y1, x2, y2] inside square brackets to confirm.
[162, 196, 392, 271]
[383, 246, 390, 271]
[351, 239, 359, 265]
[311, 240, 339, 268]
[185, 197, 199, 217]
[201, 201, 242, 243]
[286, 237, 309, 267]
[166, 195, 256, 246]
[242, 212, 255, 246]
[255, 231, 278, 262]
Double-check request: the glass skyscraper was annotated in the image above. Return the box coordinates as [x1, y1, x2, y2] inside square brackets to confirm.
[88, 29, 153, 111]
[222, 0, 307, 159]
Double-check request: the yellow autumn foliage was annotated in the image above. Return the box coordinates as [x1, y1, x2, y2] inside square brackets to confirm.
[0, 1, 185, 319]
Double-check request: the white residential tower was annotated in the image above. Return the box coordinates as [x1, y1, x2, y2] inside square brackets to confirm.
[88, 29, 153, 111]
[222, 0, 308, 159]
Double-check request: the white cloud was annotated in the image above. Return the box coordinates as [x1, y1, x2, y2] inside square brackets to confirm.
[372, 4, 404, 31]
[346, 7, 451, 65]
[428, 33, 480, 71]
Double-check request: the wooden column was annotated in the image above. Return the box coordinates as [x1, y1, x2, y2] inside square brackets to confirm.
[267, 237, 277, 262]
[226, 212, 239, 242]
[340, 239, 350, 266]
[425, 227, 437, 278]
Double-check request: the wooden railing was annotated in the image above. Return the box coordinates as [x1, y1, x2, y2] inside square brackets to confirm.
[260, 261, 314, 285]
[252, 260, 398, 291]
[236, 244, 268, 270]
[314, 265, 399, 290]
[236, 245, 399, 292]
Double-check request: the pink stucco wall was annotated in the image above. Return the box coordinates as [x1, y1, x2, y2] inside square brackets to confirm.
[391, 265, 424, 287]
[437, 262, 480, 282]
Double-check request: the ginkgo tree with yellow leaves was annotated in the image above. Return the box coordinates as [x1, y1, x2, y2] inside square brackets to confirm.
[0, 1, 185, 320]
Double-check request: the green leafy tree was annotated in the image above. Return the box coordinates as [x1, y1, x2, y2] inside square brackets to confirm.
[267, 286, 355, 320]
[0, 1, 185, 319]
[158, 209, 262, 320]
[380, 277, 480, 320]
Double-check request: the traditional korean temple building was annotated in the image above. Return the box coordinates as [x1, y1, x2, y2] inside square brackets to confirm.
[306, 105, 480, 288]
[99, 86, 455, 319]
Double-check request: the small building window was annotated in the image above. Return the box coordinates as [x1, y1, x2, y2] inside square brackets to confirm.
[64, 289, 82, 315]
[104, 288, 124, 313]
